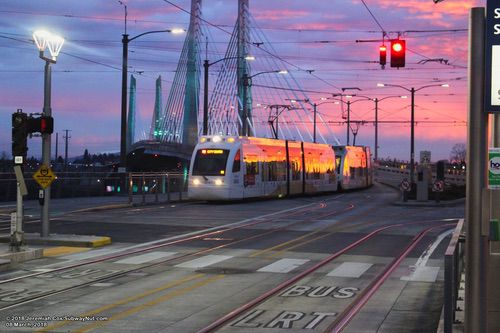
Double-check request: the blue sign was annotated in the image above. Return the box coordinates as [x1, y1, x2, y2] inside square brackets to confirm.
[485, 1, 500, 113]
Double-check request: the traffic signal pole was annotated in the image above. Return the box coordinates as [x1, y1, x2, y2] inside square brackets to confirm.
[41, 60, 52, 237]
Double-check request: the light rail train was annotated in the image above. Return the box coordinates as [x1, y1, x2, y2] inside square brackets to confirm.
[188, 135, 372, 201]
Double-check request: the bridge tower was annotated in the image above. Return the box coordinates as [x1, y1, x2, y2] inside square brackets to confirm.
[151, 75, 163, 140]
[182, 0, 202, 148]
[126, 74, 136, 152]
[237, 0, 252, 136]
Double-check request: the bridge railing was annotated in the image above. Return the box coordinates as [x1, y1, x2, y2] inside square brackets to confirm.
[375, 166, 466, 186]
[127, 172, 188, 205]
[443, 219, 465, 333]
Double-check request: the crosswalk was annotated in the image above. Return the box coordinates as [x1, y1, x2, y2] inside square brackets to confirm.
[103, 251, 441, 282]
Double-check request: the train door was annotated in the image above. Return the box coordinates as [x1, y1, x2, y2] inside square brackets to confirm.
[243, 154, 260, 198]
[229, 149, 244, 199]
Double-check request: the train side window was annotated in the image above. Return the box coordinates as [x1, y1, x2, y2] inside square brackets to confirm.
[232, 150, 241, 173]
[246, 161, 259, 175]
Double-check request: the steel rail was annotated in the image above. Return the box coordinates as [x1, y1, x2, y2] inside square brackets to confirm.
[196, 219, 457, 333]
[0, 197, 356, 310]
[327, 222, 456, 333]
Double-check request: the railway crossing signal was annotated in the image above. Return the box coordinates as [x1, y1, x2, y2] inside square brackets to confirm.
[390, 39, 406, 68]
[28, 116, 54, 135]
[12, 110, 28, 163]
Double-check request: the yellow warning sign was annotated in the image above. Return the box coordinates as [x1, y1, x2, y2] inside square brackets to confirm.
[33, 164, 56, 189]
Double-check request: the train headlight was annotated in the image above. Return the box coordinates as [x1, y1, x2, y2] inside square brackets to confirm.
[193, 179, 200, 185]
[212, 135, 222, 143]
[215, 179, 223, 186]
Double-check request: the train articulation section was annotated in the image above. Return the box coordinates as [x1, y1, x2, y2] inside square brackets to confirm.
[188, 135, 372, 201]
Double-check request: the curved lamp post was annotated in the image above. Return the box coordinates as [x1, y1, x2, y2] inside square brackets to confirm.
[241, 70, 287, 136]
[120, 28, 184, 169]
[377, 82, 450, 184]
[202, 55, 255, 135]
[33, 30, 65, 237]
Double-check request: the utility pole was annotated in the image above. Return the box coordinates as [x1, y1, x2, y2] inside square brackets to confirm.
[63, 129, 71, 171]
[54, 132, 58, 167]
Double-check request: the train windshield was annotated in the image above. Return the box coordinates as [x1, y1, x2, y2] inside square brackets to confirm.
[192, 149, 230, 176]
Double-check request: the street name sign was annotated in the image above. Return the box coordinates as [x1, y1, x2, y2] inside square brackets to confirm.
[485, 0, 500, 113]
[489, 148, 500, 189]
[33, 164, 56, 189]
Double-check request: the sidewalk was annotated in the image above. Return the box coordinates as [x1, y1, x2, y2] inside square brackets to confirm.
[0, 193, 188, 271]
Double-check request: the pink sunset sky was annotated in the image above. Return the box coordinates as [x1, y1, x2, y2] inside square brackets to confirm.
[0, 0, 484, 161]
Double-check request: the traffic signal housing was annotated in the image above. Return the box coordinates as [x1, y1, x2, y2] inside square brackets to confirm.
[390, 39, 406, 68]
[379, 45, 387, 66]
[12, 111, 28, 159]
[28, 116, 54, 135]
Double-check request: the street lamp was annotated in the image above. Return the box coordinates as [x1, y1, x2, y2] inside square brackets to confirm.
[203, 55, 255, 135]
[120, 28, 184, 170]
[333, 95, 371, 145]
[241, 70, 287, 136]
[33, 29, 65, 237]
[377, 82, 449, 184]
[372, 95, 407, 161]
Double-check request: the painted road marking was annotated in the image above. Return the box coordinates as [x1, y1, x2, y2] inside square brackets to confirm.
[401, 266, 440, 282]
[90, 282, 115, 287]
[59, 245, 131, 261]
[327, 262, 373, 278]
[114, 251, 176, 265]
[401, 228, 453, 282]
[43, 246, 89, 257]
[257, 258, 310, 273]
[175, 254, 233, 268]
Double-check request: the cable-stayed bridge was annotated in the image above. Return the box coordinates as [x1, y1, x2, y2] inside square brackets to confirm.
[128, 0, 340, 171]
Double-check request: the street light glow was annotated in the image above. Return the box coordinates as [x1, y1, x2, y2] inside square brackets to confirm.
[441, 83, 450, 87]
[170, 28, 185, 34]
[33, 30, 50, 51]
[377, 83, 385, 87]
[278, 70, 288, 74]
[33, 30, 65, 60]
[245, 55, 256, 61]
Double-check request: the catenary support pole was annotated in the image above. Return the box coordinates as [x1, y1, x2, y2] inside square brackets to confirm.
[465, 7, 488, 333]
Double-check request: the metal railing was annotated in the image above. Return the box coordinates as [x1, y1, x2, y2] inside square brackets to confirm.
[444, 218, 465, 333]
[0, 171, 189, 205]
[126, 172, 188, 205]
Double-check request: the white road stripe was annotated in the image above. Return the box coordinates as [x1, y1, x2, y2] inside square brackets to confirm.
[327, 262, 373, 278]
[257, 258, 310, 273]
[114, 251, 176, 264]
[401, 228, 454, 282]
[175, 254, 232, 268]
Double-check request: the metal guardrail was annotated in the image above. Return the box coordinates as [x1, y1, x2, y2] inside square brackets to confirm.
[0, 171, 189, 204]
[375, 166, 466, 185]
[444, 218, 465, 333]
[127, 172, 188, 205]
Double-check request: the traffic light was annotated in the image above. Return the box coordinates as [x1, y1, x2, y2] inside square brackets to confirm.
[12, 111, 28, 160]
[379, 45, 387, 66]
[390, 39, 406, 68]
[28, 116, 54, 134]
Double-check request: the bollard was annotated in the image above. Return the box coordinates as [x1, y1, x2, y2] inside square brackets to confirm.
[167, 173, 171, 203]
[155, 176, 159, 203]
[128, 173, 133, 204]
[141, 173, 146, 205]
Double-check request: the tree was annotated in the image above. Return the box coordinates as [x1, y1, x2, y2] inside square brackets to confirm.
[450, 143, 466, 163]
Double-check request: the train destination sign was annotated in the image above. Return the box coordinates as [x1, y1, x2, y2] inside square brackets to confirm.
[485, 0, 500, 113]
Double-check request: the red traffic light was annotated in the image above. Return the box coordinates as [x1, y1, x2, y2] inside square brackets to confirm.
[379, 45, 387, 66]
[390, 39, 406, 68]
[28, 116, 54, 134]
